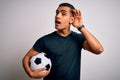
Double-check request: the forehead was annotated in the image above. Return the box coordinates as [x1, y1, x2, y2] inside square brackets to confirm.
[56, 6, 71, 12]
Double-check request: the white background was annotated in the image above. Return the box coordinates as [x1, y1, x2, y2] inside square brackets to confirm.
[0, 0, 120, 80]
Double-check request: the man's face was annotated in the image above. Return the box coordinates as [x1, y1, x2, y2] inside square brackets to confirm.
[55, 6, 73, 30]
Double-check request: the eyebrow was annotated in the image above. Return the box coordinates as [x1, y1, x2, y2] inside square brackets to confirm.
[56, 10, 67, 13]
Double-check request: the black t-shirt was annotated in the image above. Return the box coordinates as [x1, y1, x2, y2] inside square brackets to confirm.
[33, 31, 86, 80]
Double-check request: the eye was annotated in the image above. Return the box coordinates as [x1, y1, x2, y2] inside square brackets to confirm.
[61, 11, 67, 16]
[62, 13, 66, 16]
[61, 10, 67, 16]
[56, 10, 59, 15]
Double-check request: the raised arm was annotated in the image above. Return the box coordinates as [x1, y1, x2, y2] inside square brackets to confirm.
[72, 9, 104, 54]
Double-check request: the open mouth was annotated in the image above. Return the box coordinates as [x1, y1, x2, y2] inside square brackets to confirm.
[55, 20, 61, 24]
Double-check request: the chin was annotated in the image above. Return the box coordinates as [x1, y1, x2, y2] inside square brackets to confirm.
[55, 25, 61, 30]
[55, 27, 61, 30]
[55, 27, 63, 31]
[55, 25, 65, 30]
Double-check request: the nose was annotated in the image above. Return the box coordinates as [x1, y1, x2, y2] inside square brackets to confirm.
[56, 13, 61, 19]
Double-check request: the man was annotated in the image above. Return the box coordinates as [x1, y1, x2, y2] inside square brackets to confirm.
[22, 3, 104, 80]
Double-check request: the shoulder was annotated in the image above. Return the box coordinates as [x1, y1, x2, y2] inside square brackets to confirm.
[42, 31, 57, 39]
[71, 31, 84, 38]
[37, 31, 56, 41]
[33, 31, 56, 45]
[71, 31, 86, 43]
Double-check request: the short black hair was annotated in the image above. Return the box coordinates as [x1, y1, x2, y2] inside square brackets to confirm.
[59, 3, 75, 10]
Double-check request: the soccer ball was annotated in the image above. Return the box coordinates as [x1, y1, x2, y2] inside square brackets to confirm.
[30, 52, 52, 72]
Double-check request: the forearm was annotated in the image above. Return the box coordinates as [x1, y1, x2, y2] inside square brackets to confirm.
[22, 55, 33, 77]
[80, 27, 104, 54]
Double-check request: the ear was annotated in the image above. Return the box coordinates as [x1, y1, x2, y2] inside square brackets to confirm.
[69, 17, 74, 24]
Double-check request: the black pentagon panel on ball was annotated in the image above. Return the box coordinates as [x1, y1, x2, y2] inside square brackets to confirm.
[45, 64, 50, 70]
[34, 57, 41, 65]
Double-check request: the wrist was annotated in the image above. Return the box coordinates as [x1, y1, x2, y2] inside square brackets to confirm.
[77, 25, 85, 31]
[29, 72, 34, 78]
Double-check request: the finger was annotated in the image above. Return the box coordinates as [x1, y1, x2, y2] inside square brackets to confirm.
[44, 70, 50, 76]
[36, 67, 46, 71]
[73, 9, 79, 16]
[72, 9, 76, 17]
[78, 10, 80, 16]
[40, 70, 50, 77]
[75, 9, 78, 16]
[77, 9, 81, 16]
[78, 10, 82, 16]
[76, 10, 79, 16]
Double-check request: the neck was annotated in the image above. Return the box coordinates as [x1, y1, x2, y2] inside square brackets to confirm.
[57, 29, 71, 37]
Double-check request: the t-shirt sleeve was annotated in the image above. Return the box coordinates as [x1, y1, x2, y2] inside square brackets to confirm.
[77, 34, 86, 49]
[33, 37, 44, 53]
[79, 34, 86, 44]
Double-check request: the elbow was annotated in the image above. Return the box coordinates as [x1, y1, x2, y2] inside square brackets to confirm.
[94, 47, 104, 55]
